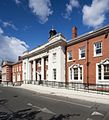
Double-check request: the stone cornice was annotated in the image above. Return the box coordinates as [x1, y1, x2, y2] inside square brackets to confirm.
[22, 34, 66, 59]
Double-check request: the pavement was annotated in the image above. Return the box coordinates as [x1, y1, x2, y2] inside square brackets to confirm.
[0, 86, 109, 120]
[15, 84, 109, 105]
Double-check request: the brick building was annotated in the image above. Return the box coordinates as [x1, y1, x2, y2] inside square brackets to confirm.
[12, 60, 22, 85]
[1, 57, 22, 85]
[1, 61, 14, 84]
[66, 26, 109, 85]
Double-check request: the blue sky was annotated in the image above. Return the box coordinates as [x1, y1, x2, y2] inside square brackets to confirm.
[0, 0, 109, 63]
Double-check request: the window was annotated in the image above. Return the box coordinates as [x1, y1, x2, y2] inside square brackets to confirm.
[68, 51, 72, 61]
[98, 65, 101, 80]
[53, 69, 56, 80]
[70, 68, 72, 80]
[74, 68, 78, 80]
[17, 66, 18, 71]
[97, 63, 109, 80]
[94, 42, 102, 56]
[24, 63, 26, 70]
[19, 66, 21, 71]
[79, 47, 85, 59]
[69, 65, 83, 81]
[53, 53, 56, 62]
[104, 64, 109, 79]
[24, 73, 26, 80]
[80, 67, 82, 80]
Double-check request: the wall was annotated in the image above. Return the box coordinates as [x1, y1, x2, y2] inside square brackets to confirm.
[66, 34, 109, 84]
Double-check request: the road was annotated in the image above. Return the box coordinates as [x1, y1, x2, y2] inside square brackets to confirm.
[0, 86, 109, 120]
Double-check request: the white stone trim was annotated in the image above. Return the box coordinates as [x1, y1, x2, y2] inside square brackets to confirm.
[93, 42, 102, 57]
[33, 60, 36, 81]
[79, 47, 85, 60]
[96, 62, 109, 84]
[69, 64, 83, 83]
[41, 57, 44, 80]
[67, 51, 72, 62]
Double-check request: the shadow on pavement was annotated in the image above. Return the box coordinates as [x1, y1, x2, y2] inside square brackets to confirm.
[0, 108, 41, 120]
[49, 113, 80, 120]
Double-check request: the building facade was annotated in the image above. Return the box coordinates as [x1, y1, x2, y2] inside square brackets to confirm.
[1, 25, 109, 85]
[1, 61, 13, 84]
[12, 60, 22, 85]
[22, 25, 109, 85]
[1, 58, 22, 85]
[66, 26, 109, 85]
[22, 32, 66, 83]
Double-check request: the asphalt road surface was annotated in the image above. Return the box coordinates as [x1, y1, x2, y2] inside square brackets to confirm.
[0, 86, 109, 120]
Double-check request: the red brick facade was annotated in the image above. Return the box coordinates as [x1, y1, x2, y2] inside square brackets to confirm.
[12, 61, 22, 83]
[66, 26, 109, 84]
[2, 59, 22, 85]
[2, 61, 13, 83]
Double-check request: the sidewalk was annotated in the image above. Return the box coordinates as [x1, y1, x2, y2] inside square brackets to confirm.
[16, 84, 109, 104]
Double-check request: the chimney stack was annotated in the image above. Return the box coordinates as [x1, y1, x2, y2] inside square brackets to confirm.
[72, 26, 77, 39]
[18, 56, 21, 61]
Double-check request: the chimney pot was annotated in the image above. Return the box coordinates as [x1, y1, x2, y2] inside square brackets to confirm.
[72, 26, 77, 39]
[18, 56, 21, 61]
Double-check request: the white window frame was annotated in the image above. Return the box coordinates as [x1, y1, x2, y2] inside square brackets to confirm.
[79, 47, 85, 59]
[96, 62, 109, 84]
[94, 42, 102, 57]
[19, 66, 21, 71]
[67, 51, 72, 62]
[52, 53, 56, 63]
[17, 66, 18, 72]
[69, 65, 83, 82]
[53, 68, 56, 80]
[24, 62, 26, 70]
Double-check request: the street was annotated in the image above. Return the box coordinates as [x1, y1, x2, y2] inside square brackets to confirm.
[0, 86, 109, 120]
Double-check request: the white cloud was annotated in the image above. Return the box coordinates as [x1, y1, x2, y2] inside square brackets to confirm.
[3, 21, 18, 31]
[64, 0, 79, 19]
[29, 0, 53, 24]
[15, 0, 21, 4]
[82, 0, 109, 28]
[0, 27, 3, 34]
[0, 32, 29, 62]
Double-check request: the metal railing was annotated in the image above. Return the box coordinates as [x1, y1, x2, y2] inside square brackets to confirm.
[0, 81, 23, 86]
[1, 80, 109, 95]
[23, 80, 109, 95]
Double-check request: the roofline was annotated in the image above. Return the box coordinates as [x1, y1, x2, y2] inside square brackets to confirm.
[67, 24, 109, 46]
[12, 60, 22, 65]
[22, 33, 66, 59]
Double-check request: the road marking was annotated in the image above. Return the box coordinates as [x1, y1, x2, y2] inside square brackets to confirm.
[39, 96, 91, 108]
[27, 103, 56, 115]
[91, 111, 104, 116]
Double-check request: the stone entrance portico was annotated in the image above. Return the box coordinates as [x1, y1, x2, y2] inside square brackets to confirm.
[22, 33, 66, 84]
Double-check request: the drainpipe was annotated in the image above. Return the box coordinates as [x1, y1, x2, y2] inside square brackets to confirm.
[86, 40, 89, 86]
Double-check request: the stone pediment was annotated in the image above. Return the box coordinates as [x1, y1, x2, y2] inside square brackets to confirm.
[99, 58, 109, 65]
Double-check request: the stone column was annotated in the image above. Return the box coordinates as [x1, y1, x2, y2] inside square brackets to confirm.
[33, 60, 36, 81]
[41, 57, 44, 80]
[28, 62, 32, 80]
